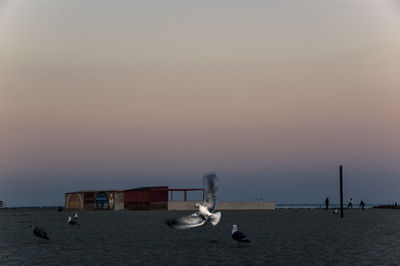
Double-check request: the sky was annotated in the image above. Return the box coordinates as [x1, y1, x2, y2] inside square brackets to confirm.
[1, 0, 400, 207]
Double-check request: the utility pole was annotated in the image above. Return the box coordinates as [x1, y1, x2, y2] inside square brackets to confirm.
[340, 165, 344, 218]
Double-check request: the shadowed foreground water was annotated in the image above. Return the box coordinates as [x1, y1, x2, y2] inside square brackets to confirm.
[1, 209, 400, 265]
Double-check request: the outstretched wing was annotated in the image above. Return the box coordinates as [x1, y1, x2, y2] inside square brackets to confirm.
[203, 172, 218, 212]
[166, 212, 207, 230]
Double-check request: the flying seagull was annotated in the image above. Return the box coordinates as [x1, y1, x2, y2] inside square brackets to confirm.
[232, 224, 250, 245]
[166, 173, 221, 230]
[31, 224, 49, 240]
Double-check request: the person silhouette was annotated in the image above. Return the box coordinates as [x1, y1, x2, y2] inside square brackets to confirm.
[359, 200, 366, 210]
[325, 197, 329, 210]
[348, 198, 353, 208]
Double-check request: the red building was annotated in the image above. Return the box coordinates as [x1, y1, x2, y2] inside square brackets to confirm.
[66, 186, 205, 211]
[124, 186, 169, 210]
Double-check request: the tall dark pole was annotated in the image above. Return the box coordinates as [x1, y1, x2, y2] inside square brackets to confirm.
[340, 165, 344, 218]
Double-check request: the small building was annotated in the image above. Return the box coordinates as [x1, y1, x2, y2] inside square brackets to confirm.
[65, 190, 124, 211]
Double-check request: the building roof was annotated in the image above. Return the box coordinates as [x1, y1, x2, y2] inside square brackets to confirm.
[66, 186, 169, 194]
[65, 189, 124, 194]
[124, 186, 168, 191]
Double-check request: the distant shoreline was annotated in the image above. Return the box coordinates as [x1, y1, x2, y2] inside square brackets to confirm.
[1, 204, 399, 210]
[372, 204, 400, 209]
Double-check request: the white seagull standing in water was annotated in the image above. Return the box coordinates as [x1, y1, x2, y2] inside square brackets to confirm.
[232, 224, 250, 245]
[74, 212, 78, 220]
[166, 173, 221, 230]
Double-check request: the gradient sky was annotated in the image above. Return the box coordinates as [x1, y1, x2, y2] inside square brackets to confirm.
[1, 0, 400, 207]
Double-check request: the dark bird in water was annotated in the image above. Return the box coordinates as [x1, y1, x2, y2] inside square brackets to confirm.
[67, 216, 78, 225]
[31, 225, 49, 240]
[232, 224, 250, 245]
[166, 173, 221, 230]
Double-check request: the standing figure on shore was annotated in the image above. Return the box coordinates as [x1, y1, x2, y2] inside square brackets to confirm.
[359, 200, 366, 210]
[325, 197, 329, 210]
[348, 198, 353, 208]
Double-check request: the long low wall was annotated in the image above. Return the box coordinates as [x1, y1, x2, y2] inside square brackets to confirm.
[168, 201, 275, 210]
[218, 201, 275, 210]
